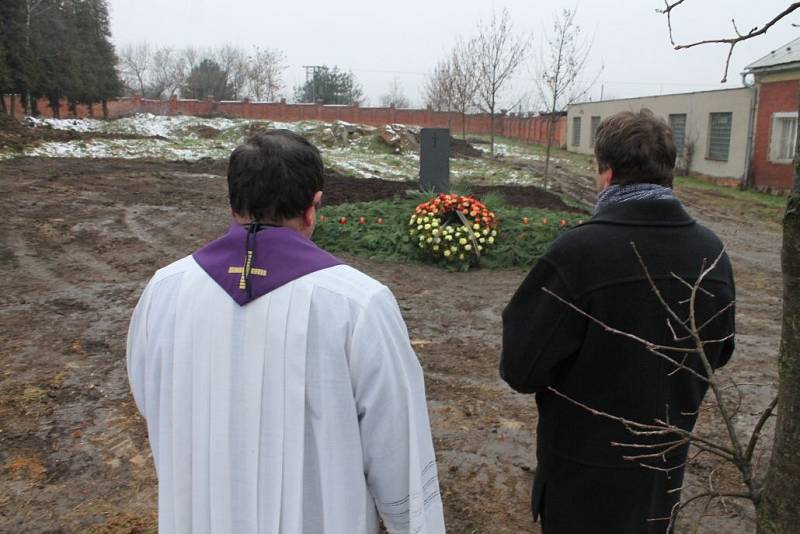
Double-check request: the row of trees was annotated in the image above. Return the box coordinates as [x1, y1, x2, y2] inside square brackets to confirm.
[0, 0, 121, 118]
[118, 44, 286, 102]
[423, 7, 598, 174]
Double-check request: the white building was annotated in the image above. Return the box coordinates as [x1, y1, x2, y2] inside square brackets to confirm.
[566, 87, 755, 184]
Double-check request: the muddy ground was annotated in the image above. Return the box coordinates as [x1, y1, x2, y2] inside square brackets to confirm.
[0, 156, 783, 533]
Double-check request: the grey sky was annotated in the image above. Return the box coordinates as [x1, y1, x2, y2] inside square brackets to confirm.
[109, 0, 799, 108]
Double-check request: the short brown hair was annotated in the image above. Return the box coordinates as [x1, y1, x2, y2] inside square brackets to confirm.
[594, 109, 676, 187]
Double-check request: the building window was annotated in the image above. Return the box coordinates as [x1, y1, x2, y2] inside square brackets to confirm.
[572, 117, 581, 146]
[707, 112, 732, 161]
[590, 116, 601, 147]
[770, 112, 798, 163]
[669, 113, 687, 157]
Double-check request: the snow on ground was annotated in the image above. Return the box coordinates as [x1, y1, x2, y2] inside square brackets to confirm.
[3, 114, 550, 185]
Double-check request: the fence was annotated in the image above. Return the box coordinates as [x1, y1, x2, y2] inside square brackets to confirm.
[2, 94, 567, 147]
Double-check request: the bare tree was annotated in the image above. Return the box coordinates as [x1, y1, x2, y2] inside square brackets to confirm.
[423, 56, 455, 114]
[246, 46, 285, 102]
[474, 7, 529, 156]
[656, 2, 800, 532]
[150, 46, 187, 99]
[451, 37, 480, 140]
[118, 43, 152, 97]
[379, 77, 411, 108]
[216, 45, 249, 101]
[536, 8, 600, 190]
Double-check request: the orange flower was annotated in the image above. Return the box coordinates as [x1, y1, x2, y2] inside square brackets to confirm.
[339, 217, 347, 224]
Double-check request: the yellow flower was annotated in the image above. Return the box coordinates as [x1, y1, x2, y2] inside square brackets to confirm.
[465, 244, 472, 251]
[444, 250, 451, 257]
[483, 228, 490, 236]
[459, 238, 467, 245]
[431, 220, 440, 227]
[433, 245, 440, 251]
[445, 235, 452, 241]
[417, 225, 423, 231]
[479, 237, 485, 244]
[491, 230, 497, 237]
[473, 223, 480, 230]
[424, 224, 431, 230]
[459, 254, 465, 261]
[488, 236, 495, 244]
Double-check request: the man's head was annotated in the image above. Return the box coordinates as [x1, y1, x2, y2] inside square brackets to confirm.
[228, 130, 324, 237]
[593, 109, 677, 191]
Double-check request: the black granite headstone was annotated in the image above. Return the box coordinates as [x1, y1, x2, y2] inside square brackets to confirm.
[419, 128, 450, 192]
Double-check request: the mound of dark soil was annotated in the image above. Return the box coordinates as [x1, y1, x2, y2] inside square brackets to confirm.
[322, 168, 582, 213]
[450, 137, 483, 159]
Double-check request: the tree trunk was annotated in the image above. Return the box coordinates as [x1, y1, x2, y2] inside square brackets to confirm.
[489, 108, 495, 157]
[102, 99, 109, 119]
[543, 117, 554, 190]
[0, 95, 6, 114]
[756, 87, 800, 533]
[461, 111, 466, 140]
[50, 96, 60, 119]
[10, 94, 16, 119]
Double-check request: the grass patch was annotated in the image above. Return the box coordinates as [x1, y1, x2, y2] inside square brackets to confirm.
[674, 175, 788, 210]
[314, 193, 581, 270]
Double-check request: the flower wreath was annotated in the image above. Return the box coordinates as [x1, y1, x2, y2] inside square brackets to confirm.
[408, 193, 498, 269]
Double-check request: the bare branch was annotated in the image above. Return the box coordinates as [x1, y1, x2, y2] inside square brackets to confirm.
[745, 396, 779, 461]
[657, 1, 800, 81]
[542, 287, 710, 381]
[547, 387, 737, 459]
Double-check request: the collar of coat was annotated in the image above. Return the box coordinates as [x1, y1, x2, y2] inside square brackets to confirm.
[584, 198, 695, 227]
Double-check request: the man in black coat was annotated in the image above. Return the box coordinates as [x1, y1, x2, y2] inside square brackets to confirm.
[501, 109, 735, 533]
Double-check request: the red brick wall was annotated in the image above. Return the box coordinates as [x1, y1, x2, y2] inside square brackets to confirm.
[2, 94, 567, 148]
[751, 79, 799, 190]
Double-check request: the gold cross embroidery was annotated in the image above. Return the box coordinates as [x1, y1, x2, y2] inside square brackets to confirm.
[228, 251, 268, 290]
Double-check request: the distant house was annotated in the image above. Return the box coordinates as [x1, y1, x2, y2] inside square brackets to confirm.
[565, 37, 800, 191]
[745, 36, 800, 191]
[566, 88, 754, 186]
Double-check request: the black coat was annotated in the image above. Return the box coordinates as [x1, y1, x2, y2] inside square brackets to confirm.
[501, 199, 735, 534]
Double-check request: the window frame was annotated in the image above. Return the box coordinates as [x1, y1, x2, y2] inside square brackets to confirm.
[590, 116, 601, 148]
[769, 111, 798, 164]
[668, 113, 687, 158]
[706, 112, 733, 162]
[572, 117, 582, 147]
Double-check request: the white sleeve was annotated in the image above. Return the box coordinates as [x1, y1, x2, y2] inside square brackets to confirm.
[349, 287, 446, 534]
[126, 281, 152, 417]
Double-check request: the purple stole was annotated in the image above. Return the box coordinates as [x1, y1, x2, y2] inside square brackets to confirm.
[193, 222, 343, 306]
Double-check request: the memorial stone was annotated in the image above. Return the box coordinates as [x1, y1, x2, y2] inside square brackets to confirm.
[419, 128, 450, 192]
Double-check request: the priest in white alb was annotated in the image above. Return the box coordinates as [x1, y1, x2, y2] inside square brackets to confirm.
[127, 130, 445, 533]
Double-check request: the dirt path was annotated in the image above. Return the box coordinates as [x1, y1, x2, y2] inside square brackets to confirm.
[0, 157, 784, 533]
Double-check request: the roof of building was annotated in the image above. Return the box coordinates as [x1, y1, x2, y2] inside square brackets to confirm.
[571, 86, 749, 107]
[746, 36, 800, 72]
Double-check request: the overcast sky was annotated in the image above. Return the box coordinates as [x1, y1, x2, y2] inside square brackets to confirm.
[108, 0, 799, 108]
